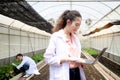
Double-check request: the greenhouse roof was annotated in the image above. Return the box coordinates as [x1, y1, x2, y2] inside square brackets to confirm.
[0, 0, 120, 37]
[28, 0, 120, 36]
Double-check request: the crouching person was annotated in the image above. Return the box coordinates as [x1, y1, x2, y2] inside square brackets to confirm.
[13, 53, 40, 79]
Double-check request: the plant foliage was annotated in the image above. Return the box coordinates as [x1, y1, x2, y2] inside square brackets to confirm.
[0, 52, 44, 80]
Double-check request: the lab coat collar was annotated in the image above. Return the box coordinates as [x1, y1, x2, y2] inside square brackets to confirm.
[56, 29, 76, 42]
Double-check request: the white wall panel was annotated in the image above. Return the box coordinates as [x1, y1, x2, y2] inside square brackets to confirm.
[0, 34, 9, 59]
[82, 32, 120, 57]
[0, 24, 51, 60]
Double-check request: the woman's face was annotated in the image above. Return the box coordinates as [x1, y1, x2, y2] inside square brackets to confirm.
[68, 17, 81, 33]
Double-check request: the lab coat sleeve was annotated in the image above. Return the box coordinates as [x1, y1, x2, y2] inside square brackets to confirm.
[16, 57, 26, 69]
[44, 34, 61, 67]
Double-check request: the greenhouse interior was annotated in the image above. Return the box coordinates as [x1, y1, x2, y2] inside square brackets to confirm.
[0, 0, 120, 80]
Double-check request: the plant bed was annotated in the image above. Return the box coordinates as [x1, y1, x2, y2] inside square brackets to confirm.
[82, 49, 120, 80]
[84, 64, 106, 80]
[0, 61, 21, 80]
[81, 54, 106, 80]
[10, 60, 46, 80]
[99, 56, 120, 77]
[83, 48, 120, 77]
[30, 53, 106, 80]
[30, 64, 49, 80]
[29, 60, 106, 80]
[83, 48, 99, 58]
[0, 51, 44, 80]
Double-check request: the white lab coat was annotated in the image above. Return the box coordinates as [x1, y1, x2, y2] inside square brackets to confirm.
[44, 29, 86, 80]
[17, 56, 40, 75]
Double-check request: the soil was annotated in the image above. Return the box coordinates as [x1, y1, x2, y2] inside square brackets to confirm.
[99, 56, 120, 77]
[84, 64, 105, 80]
[30, 64, 105, 80]
[30, 65, 49, 80]
[92, 54, 120, 77]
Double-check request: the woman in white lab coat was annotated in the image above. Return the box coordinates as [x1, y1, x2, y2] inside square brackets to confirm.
[16, 54, 40, 77]
[44, 10, 86, 80]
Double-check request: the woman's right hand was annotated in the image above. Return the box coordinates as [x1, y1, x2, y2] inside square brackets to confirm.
[60, 56, 71, 64]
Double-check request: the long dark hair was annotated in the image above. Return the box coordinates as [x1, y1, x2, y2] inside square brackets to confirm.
[52, 10, 82, 33]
